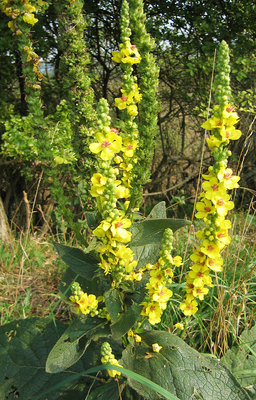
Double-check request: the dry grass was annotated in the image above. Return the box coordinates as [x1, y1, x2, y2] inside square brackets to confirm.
[0, 234, 69, 325]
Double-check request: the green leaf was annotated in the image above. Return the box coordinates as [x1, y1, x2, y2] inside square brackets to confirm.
[34, 364, 180, 400]
[221, 325, 256, 387]
[122, 330, 251, 400]
[87, 381, 123, 400]
[130, 218, 190, 247]
[59, 266, 109, 298]
[54, 242, 99, 280]
[104, 288, 123, 322]
[147, 201, 167, 219]
[46, 317, 110, 373]
[130, 217, 190, 269]
[111, 303, 142, 340]
[0, 318, 83, 400]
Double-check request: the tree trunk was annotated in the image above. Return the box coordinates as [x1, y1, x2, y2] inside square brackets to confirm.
[0, 196, 11, 246]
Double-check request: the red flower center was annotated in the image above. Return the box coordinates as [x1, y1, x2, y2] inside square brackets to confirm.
[211, 184, 219, 191]
[101, 140, 111, 148]
[224, 172, 232, 179]
[226, 106, 234, 112]
[217, 199, 224, 206]
[204, 207, 211, 213]
[115, 221, 123, 228]
[225, 131, 231, 138]
[121, 96, 127, 101]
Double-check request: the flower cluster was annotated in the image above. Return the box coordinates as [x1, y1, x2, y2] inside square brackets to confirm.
[115, 83, 142, 116]
[112, 42, 141, 65]
[69, 282, 100, 317]
[23, 45, 43, 89]
[180, 104, 241, 316]
[2, 0, 39, 31]
[101, 342, 122, 378]
[1, 0, 45, 93]
[88, 1, 143, 287]
[88, 99, 138, 285]
[141, 229, 182, 325]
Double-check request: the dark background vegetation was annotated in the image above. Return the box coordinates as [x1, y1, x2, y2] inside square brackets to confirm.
[1, 0, 255, 234]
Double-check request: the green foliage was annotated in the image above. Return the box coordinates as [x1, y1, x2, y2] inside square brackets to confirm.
[221, 325, 256, 388]
[46, 317, 110, 374]
[54, 242, 99, 280]
[122, 331, 252, 400]
[0, 318, 72, 400]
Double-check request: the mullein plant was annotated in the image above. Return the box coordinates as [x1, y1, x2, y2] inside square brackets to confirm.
[180, 41, 241, 316]
[69, 0, 169, 373]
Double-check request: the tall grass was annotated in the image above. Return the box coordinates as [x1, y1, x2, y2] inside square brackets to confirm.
[161, 204, 256, 358]
[0, 233, 69, 325]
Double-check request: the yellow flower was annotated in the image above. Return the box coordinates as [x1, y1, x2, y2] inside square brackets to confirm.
[188, 264, 211, 287]
[112, 43, 141, 65]
[205, 255, 223, 272]
[212, 194, 234, 217]
[89, 131, 122, 161]
[174, 322, 184, 330]
[90, 173, 107, 197]
[180, 297, 198, 316]
[149, 285, 173, 307]
[206, 135, 223, 150]
[122, 138, 138, 158]
[127, 104, 138, 116]
[110, 217, 132, 243]
[192, 286, 209, 300]
[202, 177, 226, 201]
[152, 343, 162, 353]
[23, 12, 38, 25]
[195, 199, 215, 219]
[219, 125, 242, 142]
[217, 168, 240, 189]
[141, 302, 162, 325]
[134, 334, 142, 343]
[93, 220, 111, 238]
[172, 255, 182, 267]
[200, 239, 221, 259]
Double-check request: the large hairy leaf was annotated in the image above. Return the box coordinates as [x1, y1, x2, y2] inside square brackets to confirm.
[221, 325, 256, 387]
[104, 288, 123, 322]
[111, 303, 142, 340]
[54, 242, 99, 279]
[122, 330, 252, 400]
[130, 201, 190, 268]
[0, 318, 86, 400]
[46, 317, 110, 373]
[130, 218, 190, 247]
